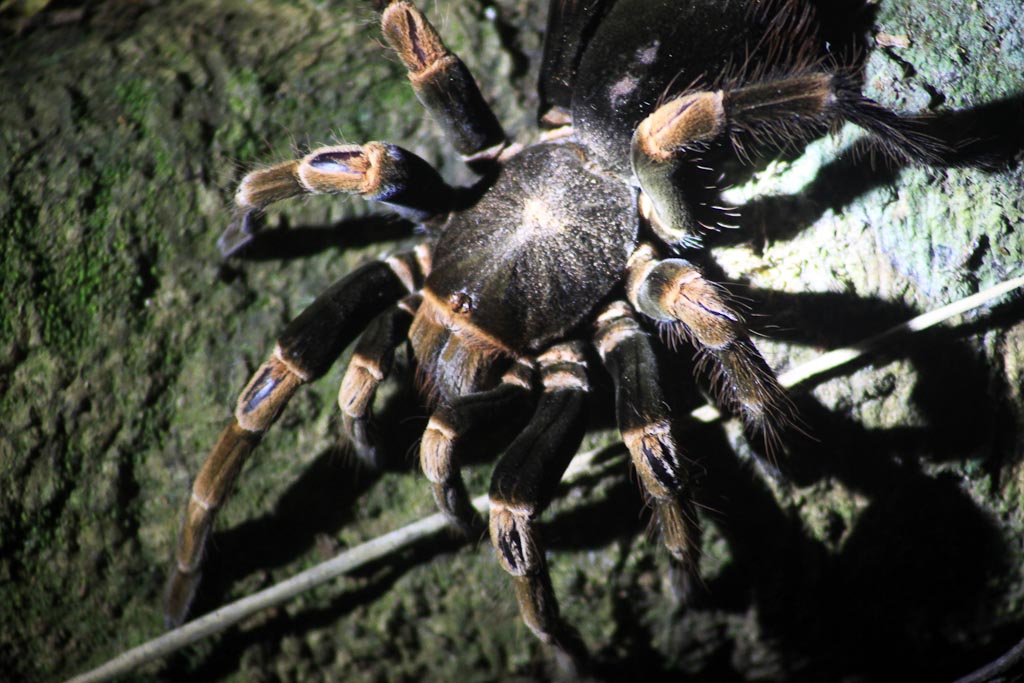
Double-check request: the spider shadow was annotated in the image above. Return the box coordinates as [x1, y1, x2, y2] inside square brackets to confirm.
[702, 90, 1024, 252]
[216, 213, 415, 265]
[723, 293, 1024, 682]
[597, 70, 1024, 670]
[173, 523, 470, 683]
[750, 288, 1024, 478]
[177, 274, 1024, 682]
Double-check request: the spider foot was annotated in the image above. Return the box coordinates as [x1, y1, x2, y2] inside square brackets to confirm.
[513, 574, 594, 680]
[667, 552, 704, 609]
[430, 481, 483, 537]
[341, 412, 381, 469]
[217, 210, 260, 258]
[163, 567, 201, 629]
[493, 506, 593, 677]
[339, 293, 423, 468]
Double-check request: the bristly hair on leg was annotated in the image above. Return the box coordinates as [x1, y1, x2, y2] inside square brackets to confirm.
[693, 339, 796, 456]
[828, 69, 952, 165]
[743, 0, 824, 82]
[720, 0, 951, 166]
[654, 311, 795, 458]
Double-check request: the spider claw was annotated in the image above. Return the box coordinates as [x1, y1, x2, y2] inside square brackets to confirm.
[217, 211, 259, 258]
[163, 568, 201, 629]
[667, 557, 705, 609]
[343, 413, 382, 469]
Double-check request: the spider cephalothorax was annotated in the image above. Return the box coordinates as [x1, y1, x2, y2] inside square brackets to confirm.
[166, 0, 939, 670]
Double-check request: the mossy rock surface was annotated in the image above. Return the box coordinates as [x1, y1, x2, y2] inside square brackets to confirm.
[1, 1, 1023, 682]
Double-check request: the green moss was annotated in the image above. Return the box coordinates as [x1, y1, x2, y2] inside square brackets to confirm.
[114, 79, 154, 128]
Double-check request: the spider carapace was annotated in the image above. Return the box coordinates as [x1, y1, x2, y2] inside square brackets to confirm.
[166, 0, 940, 670]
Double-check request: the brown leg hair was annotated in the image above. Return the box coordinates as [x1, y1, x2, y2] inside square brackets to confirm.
[630, 71, 942, 247]
[626, 243, 790, 439]
[219, 142, 452, 257]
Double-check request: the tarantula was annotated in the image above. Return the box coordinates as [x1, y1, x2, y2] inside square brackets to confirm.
[166, 0, 939, 670]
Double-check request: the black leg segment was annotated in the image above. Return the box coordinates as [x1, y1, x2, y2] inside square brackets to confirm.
[420, 358, 534, 534]
[380, 1, 506, 162]
[537, 0, 615, 128]
[595, 301, 702, 599]
[488, 342, 590, 670]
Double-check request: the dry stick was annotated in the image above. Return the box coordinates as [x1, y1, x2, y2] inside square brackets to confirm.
[63, 502, 483, 683]
[953, 634, 1024, 683]
[65, 274, 1024, 683]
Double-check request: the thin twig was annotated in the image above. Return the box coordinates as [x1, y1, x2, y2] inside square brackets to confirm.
[63, 500, 482, 683]
[63, 452, 608, 683]
[64, 274, 1024, 683]
[952, 634, 1024, 683]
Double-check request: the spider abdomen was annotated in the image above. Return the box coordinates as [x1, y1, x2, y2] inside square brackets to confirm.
[427, 142, 638, 354]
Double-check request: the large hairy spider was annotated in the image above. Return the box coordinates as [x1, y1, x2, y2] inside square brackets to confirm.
[166, 0, 940, 671]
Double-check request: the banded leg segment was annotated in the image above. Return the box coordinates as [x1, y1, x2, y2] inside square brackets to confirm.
[627, 244, 789, 438]
[631, 73, 941, 245]
[488, 343, 590, 668]
[594, 302, 702, 597]
[381, 1, 506, 162]
[338, 294, 421, 467]
[631, 74, 835, 246]
[165, 255, 418, 626]
[234, 141, 453, 220]
[221, 142, 452, 256]
[165, 359, 297, 627]
[421, 358, 534, 533]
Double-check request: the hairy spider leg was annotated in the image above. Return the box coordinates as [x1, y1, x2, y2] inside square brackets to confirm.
[630, 70, 944, 247]
[338, 291, 423, 469]
[594, 301, 703, 601]
[219, 140, 453, 256]
[626, 244, 790, 442]
[488, 342, 591, 672]
[235, 141, 453, 220]
[630, 72, 833, 246]
[380, 0, 507, 164]
[420, 358, 535, 535]
[536, 0, 614, 129]
[165, 252, 425, 627]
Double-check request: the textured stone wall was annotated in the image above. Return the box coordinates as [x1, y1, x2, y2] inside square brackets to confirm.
[1, 1, 1022, 681]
